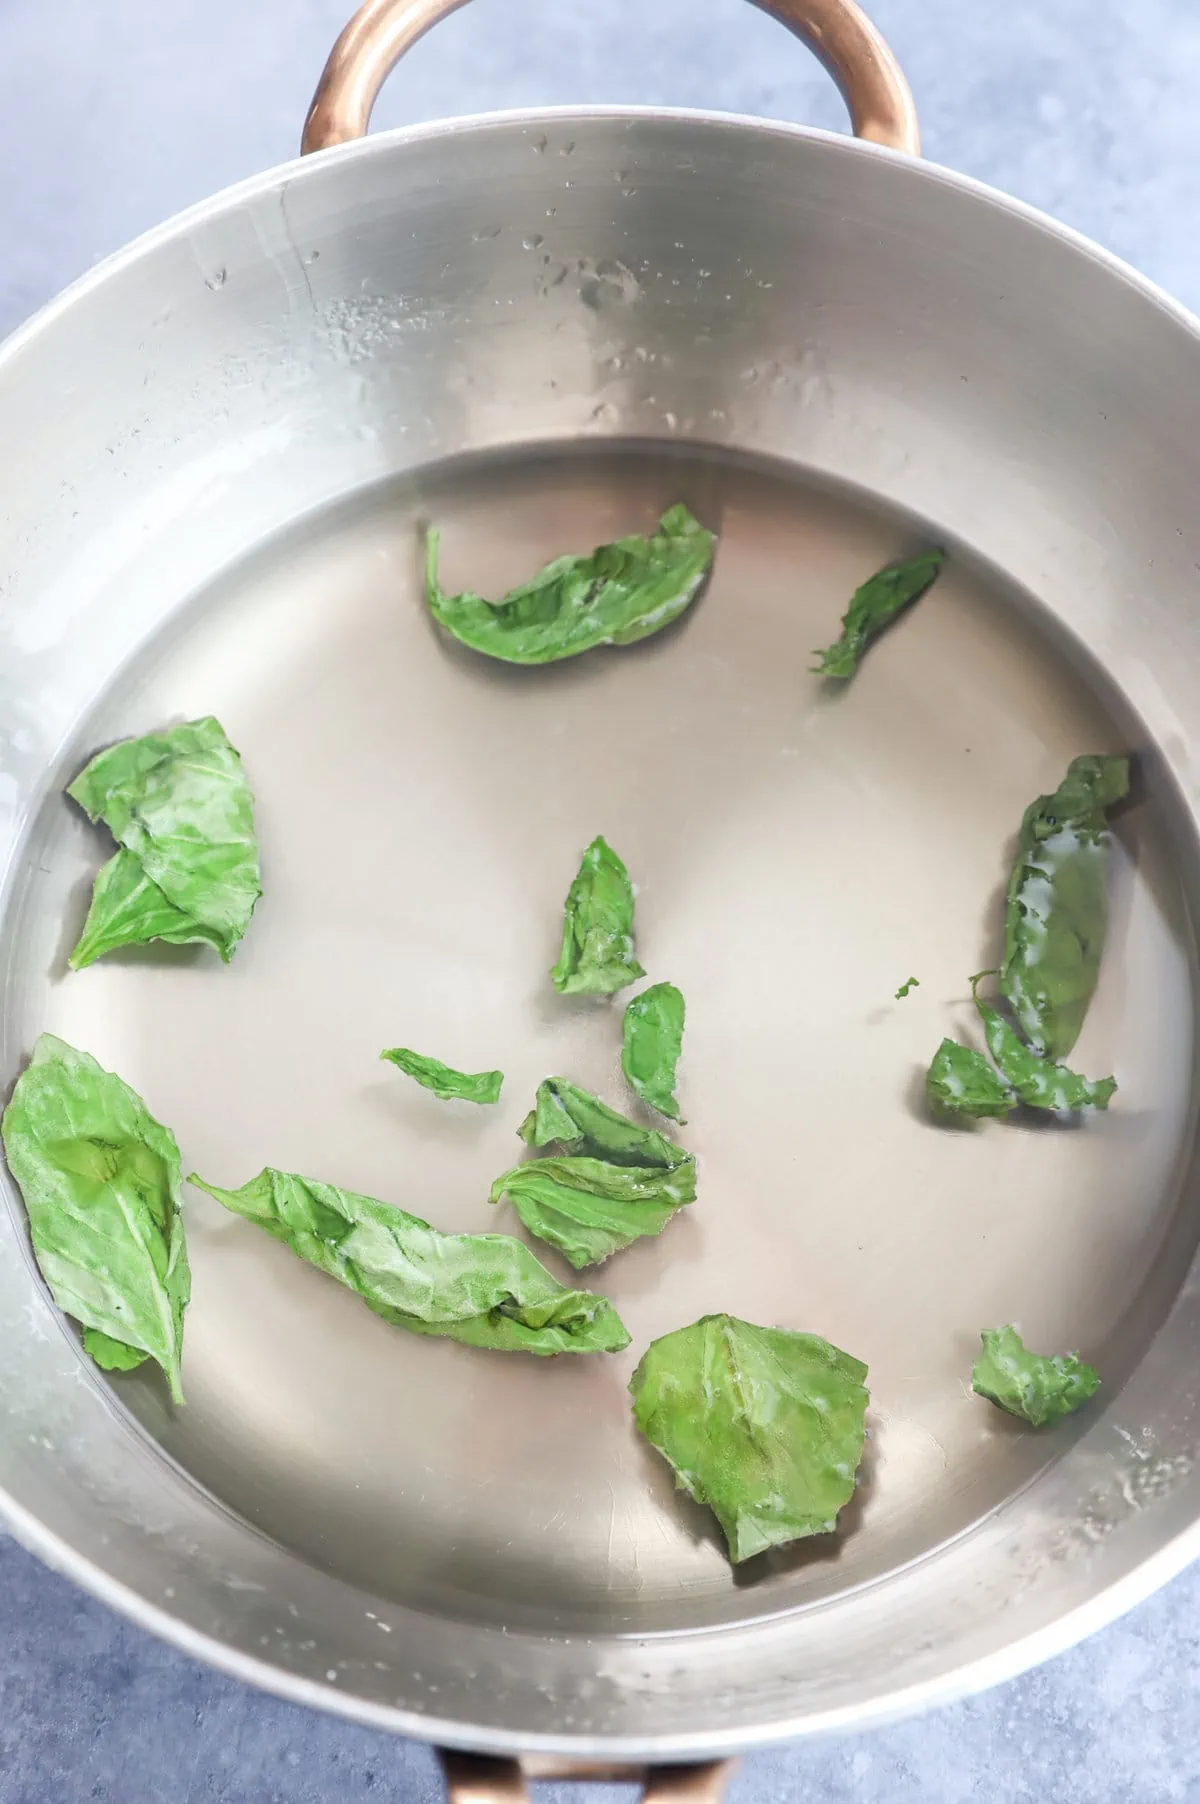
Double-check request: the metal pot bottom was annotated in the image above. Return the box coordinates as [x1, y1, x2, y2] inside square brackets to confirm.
[7, 439, 1193, 1641]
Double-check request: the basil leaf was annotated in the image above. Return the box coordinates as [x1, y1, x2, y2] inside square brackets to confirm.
[812, 548, 944, 679]
[630, 1313, 869, 1562]
[621, 982, 686, 1121]
[926, 1038, 1017, 1118]
[972, 1324, 1100, 1426]
[68, 716, 261, 969]
[2, 1034, 190, 1403]
[895, 976, 919, 1000]
[927, 971, 1116, 1120]
[70, 848, 235, 970]
[974, 984, 1116, 1111]
[425, 503, 715, 665]
[551, 835, 644, 996]
[189, 1167, 630, 1356]
[381, 1048, 503, 1104]
[999, 753, 1130, 1060]
[82, 1328, 150, 1372]
[489, 1153, 696, 1269]
[518, 1076, 687, 1170]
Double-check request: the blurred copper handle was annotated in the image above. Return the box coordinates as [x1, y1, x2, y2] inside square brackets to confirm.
[302, 0, 919, 156]
[440, 1752, 735, 1801]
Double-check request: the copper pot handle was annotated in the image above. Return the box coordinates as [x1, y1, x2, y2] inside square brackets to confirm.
[302, 0, 919, 156]
[440, 1752, 735, 1801]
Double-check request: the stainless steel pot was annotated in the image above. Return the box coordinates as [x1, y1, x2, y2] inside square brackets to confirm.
[3, 2, 1200, 1799]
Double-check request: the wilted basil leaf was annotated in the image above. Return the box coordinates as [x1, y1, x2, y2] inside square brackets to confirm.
[630, 1313, 869, 1562]
[621, 982, 685, 1121]
[551, 835, 644, 996]
[1000, 753, 1130, 1060]
[927, 973, 1116, 1120]
[926, 1038, 1017, 1119]
[972, 1324, 1100, 1426]
[425, 503, 715, 664]
[975, 985, 1116, 1111]
[82, 1328, 152, 1372]
[2, 1034, 190, 1403]
[489, 1153, 696, 1268]
[812, 548, 944, 679]
[519, 1076, 687, 1170]
[381, 1047, 503, 1104]
[190, 1167, 629, 1355]
[68, 716, 261, 969]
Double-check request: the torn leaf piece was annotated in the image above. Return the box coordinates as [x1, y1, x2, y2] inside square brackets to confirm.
[82, 1328, 152, 1372]
[622, 982, 686, 1121]
[551, 835, 644, 996]
[489, 1153, 696, 1268]
[190, 1167, 629, 1355]
[2, 1034, 190, 1403]
[381, 1048, 503, 1105]
[68, 716, 261, 969]
[630, 1313, 869, 1563]
[425, 503, 716, 664]
[926, 1038, 1017, 1119]
[812, 548, 944, 679]
[972, 1324, 1100, 1426]
[974, 985, 1116, 1111]
[926, 978, 1115, 1120]
[518, 1077, 687, 1170]
[1000, 753, 1130, 1060]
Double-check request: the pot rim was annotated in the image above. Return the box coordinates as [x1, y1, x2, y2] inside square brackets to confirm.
[4, 101, 1200, 380]
[7, 1462, 1200, 1757]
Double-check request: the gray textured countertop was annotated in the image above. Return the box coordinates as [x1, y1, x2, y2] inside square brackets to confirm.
[3, 1, 1200, 1798]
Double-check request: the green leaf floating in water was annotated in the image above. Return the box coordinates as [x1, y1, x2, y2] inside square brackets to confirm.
[425, 503, 716, 665]
[551, 835, 644, 996]
[82, 1328, 154, 1372]
[189, 1167, 629, 1355]
[1, 1034, 190, 1403]
[630, 1313, 869, 1563]
[926, 1038, 1018, 1119]
[381, 1047, 503, 1105]
[489, 1153, 696, 1269]
[926, 977, 1116, 1120]
[972, 1324, 1100, 1426]
[68, 716, 262, 969]
[974, 980, 1116, 1111]
[622, 982, 686, 1121]
[812, 547, 945, 679]
[519, 1076, 687, 1170]
[999, 753, 1130, 1060]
